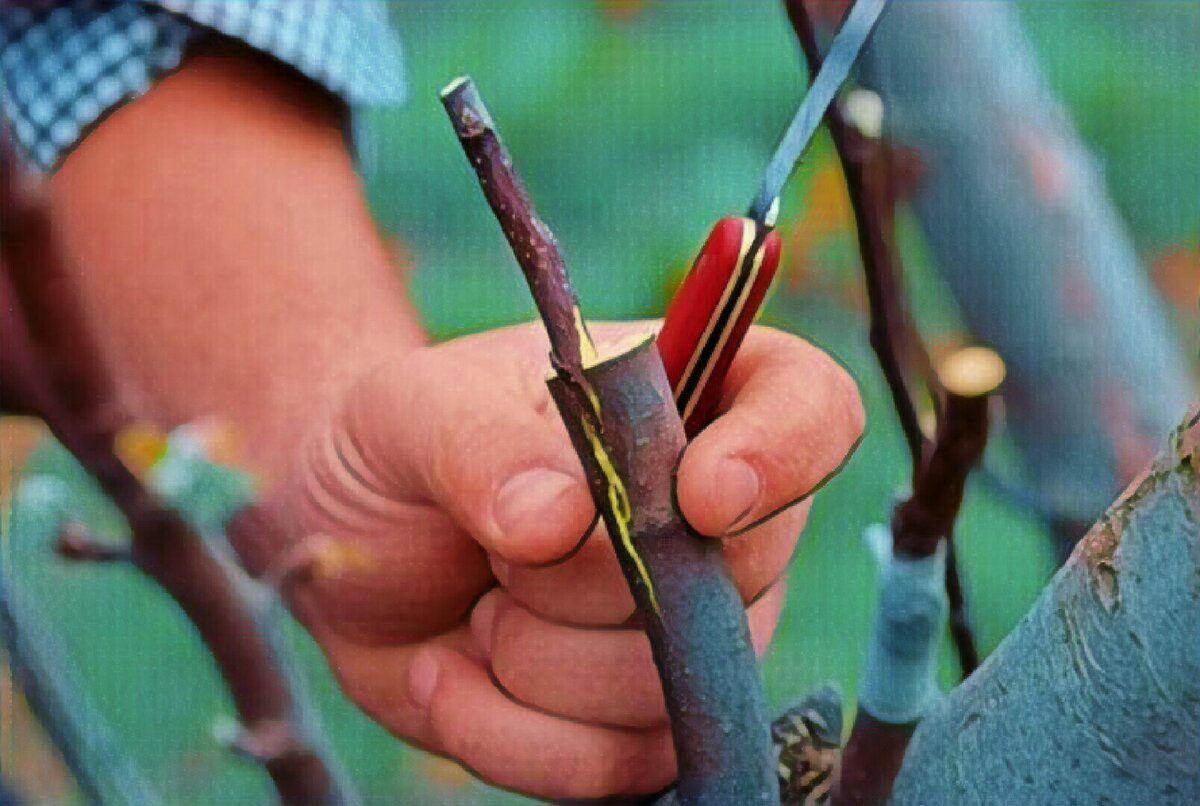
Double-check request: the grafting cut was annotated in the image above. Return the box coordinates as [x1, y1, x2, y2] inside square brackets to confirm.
[442, 76, 777, 806]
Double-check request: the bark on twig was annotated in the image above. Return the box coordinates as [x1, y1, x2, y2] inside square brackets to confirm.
[442, 77, 777, 806]
[1, 135, 351, 806]
[440, 76, 593, 381]
[890, 392, 990, 558]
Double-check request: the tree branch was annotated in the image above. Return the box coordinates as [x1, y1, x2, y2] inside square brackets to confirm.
[1, 135, 352, 806]
[442, 77, 777, 806]
[851, 0, 1193, 558]
[782, 0, 929, 470]
[781, 0, 982, 690]
[1, 533, 160, 805]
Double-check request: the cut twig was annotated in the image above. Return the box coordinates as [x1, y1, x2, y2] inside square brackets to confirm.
[442, 77, 777, 806]
[1, 135, 353, 806]
[440, 76, 595, 382]
[781, 0, 980, 682]
[835, 347, 999, 806]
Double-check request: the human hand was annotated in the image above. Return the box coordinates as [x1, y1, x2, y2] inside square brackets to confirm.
[271, 320, 863, 800]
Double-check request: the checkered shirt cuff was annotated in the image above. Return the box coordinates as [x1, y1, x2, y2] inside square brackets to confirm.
[1, 1, 407, 171]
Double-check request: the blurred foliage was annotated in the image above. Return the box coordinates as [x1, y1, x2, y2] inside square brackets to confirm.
[2, 1, 1196, 803]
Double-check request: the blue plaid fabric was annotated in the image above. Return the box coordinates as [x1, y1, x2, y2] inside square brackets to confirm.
[0, 1, 407, 171]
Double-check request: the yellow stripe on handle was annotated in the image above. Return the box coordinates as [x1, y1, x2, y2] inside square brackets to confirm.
[672, 219, 757, 403]
[681, 231, 768, 427]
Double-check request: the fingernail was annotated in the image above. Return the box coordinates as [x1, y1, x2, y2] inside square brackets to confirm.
[493, 468, 587, 553]
[409, 651, 440, 710]
[470, 594, 498, 659]
[714, 458, 761, 533]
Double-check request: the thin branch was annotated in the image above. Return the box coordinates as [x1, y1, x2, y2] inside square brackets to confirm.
[891, 391, 990, 557]
[1, 551, 160, 805]
[1, 135, 352, 806]
[835, 368, 996, 806]
[942, 538, 980, 675]
[440, 76, 594, 380]
[782, 0, 980, 683]
[442, 77, 778, 805]
[783, 0, 930, 470]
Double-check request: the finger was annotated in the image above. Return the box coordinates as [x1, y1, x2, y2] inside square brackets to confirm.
[315, 625, 478, 753]
[493, 502, 806, 626]
[343, 325, 595, 565]
[721, 500, 809, 602]
[291, 427, 493, 644]
[409, 646, 677, 799]
[471, 583, 786, 730]
[492, 523, 634, 626]
[676, 327, 864, 536]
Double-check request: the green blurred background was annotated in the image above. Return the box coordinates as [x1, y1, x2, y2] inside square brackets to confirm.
[3, 1, 1197, 803]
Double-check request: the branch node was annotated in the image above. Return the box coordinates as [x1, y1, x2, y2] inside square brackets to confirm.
[53, 523, 131, 563]
[213, 717, 300, 764]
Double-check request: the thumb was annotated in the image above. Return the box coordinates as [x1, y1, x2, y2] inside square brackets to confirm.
[342, 340, 595, 565]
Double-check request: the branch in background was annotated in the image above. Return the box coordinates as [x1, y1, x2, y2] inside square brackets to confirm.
[833, 347, 1001, 806]
[442, 77, 778, 806]
[2, 490, 160, 805]
[782, 0, 980, 683]
[147, 427, 361, 804]
[890, 409, 1200, 805]
[1, 135, 353, 806]
[783, 0, 929, 470]
[850, 0, 1193, 559]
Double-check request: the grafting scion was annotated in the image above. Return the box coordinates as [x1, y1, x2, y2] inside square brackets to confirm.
[442, 77, 777, 806]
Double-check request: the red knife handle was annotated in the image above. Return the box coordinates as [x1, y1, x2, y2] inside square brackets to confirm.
[659, 216, 782, 437]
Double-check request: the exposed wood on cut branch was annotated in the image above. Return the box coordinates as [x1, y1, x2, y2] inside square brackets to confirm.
[889, 408, 1200, 805]
[1, 136, 350, 806]
[441, 77, 777, 806]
